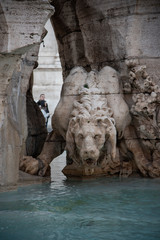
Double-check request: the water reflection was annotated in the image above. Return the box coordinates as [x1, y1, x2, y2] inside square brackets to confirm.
[50, 151, 67, 191]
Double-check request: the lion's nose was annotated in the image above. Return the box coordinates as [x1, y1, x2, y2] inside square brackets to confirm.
[84, 149, 94, 155]
[84, 148, 94, 157]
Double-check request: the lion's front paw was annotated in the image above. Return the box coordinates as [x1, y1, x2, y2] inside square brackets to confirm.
[20, 156, 50, 177]
[20, 156, 39, 175]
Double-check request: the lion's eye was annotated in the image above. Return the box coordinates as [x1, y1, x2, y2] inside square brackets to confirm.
[94, 134, 101, 139]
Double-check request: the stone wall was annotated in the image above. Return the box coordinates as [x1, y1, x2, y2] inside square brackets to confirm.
[0, 0, 54, 186]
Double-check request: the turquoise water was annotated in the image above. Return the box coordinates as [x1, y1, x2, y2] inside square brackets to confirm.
[0, 155, 160, 240]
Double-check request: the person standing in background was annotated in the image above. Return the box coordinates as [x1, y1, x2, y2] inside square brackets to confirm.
[37, 94, 50, 127]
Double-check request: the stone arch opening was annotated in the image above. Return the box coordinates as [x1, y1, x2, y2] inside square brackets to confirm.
[33, 19, 63, 130]
[25, 19, 63, 156]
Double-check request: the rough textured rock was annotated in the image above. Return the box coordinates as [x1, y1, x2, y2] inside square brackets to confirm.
[125, 61, 160, 177]
[0, 0, 54, 186]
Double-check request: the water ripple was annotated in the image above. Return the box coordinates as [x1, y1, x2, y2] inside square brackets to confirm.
[0, 153, 160, 240]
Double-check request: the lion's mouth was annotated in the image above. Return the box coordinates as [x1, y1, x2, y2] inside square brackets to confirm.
[85, 158, 94, 165]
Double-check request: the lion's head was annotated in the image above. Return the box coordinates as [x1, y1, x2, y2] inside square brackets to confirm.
[66, 87, 117, 168]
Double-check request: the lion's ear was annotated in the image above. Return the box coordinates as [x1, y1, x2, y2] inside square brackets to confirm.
[102, 117, 115, 127]
[69, 117, 81, 130]
[96, 118, 103, 125]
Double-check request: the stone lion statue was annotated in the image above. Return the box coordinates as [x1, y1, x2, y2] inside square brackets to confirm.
[66, 87, 117, 167]
[21, 66, 156, 178]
